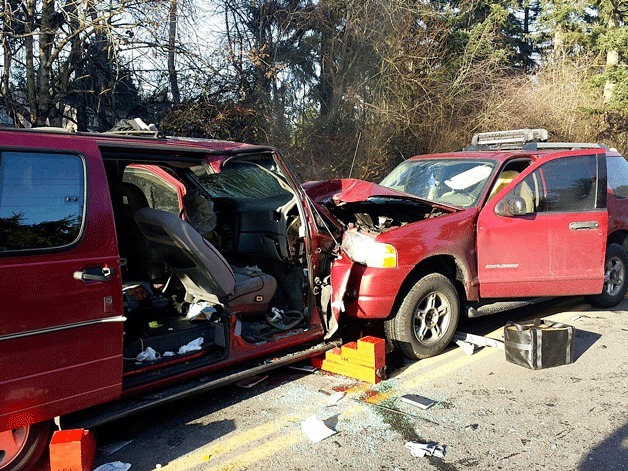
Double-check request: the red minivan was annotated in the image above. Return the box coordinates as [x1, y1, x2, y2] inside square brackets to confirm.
[0, 128, 340, 469]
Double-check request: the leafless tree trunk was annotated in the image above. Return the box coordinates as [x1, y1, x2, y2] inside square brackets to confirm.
[168, 0, 180, 105]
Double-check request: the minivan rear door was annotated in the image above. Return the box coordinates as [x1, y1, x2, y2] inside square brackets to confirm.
[0, 134, 124, 431]
[477, 150, 608, 298]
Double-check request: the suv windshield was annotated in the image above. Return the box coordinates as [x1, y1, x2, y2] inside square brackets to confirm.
[380, 159, 497, 207]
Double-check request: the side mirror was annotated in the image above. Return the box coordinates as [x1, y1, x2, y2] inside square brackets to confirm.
[495, 196, 527, 217]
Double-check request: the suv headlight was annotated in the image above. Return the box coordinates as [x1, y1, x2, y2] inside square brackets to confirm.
[342, 229, 397, 268]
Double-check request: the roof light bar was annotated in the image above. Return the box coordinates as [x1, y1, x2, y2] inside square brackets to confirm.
[471, 129, 549, 147]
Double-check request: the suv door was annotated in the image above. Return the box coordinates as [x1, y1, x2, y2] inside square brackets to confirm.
[477, 150, 608, 298]
[0, 139, 124, 431]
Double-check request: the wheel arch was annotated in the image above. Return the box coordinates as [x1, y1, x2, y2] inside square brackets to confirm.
[608, 229, 628, 253]
[388, 254, 468, 320]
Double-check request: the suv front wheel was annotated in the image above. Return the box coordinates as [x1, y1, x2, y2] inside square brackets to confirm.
[385, 273, 460, 360]
[587, 243, 628, 308]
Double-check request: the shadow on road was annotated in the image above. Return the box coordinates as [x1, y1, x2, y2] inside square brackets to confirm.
[579, 421, 628, 471]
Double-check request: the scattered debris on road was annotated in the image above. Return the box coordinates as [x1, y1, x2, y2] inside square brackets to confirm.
[301, 415, 338, 442]
[235, 374, 268, 388]
[405, 441, 446, 458]
[400, 394, 436, 410]
[453, 331, 505, 355]
[93, 462, 132, 471]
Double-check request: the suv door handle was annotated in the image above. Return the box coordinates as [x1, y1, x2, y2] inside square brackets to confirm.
[569, 221, 599, 231]
[73, 267, 113, 282]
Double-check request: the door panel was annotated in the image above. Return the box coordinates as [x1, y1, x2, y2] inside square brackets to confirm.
[0, 143, 124, 430]
[477, 151, 608, 298]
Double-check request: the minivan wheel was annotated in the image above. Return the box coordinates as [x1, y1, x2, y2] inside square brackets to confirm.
[385, 273, 460, 360]
[0, 422, 51, 471]
[587, 243, 628, 308]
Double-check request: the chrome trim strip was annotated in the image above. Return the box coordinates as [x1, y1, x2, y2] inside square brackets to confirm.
[0, 316, 126, 342]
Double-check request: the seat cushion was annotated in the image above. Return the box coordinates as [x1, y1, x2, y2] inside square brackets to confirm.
[229, 270, 277, 318]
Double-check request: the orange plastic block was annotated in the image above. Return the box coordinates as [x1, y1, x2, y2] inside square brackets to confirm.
[357, 336, 386, 356]
[339, 338, 386, 369]
[319, 357, 383, 384]
[49, 429, 96, 471]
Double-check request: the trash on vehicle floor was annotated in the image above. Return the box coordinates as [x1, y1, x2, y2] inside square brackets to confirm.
[453, 331, 505, 356]
[311, 336, 386, 383]
[405, 441, 446, 458]
[135, 346, 160, 362]
[93, 462, 132, 471]
[177, 337, 204, 354]
[400, 394, 436, 410]
[235, 374, 268, 388]
[301, 414, 338, 442]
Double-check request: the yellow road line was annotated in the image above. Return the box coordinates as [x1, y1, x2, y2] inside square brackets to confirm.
[168, 429, 303, 471]
[165, 325, 506, 469]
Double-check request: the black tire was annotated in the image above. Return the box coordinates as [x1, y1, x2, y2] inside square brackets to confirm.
[384, 273, 460, 360]
[0, 422, 51, 471]
[587, 243, 628, 308]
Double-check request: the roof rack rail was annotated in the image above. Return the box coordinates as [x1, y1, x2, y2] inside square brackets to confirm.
[522, 142, 608, 151]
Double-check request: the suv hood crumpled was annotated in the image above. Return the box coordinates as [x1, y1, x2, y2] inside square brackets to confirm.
[303, 178, 456, 233]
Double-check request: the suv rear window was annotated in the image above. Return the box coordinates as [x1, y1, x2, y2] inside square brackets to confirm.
[0, 151, 85, 252]
[607, 156, 628, 198]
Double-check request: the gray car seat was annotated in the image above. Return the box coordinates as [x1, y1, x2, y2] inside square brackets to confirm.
[111, 182, 164, 280]
[134, 207, 277, 318]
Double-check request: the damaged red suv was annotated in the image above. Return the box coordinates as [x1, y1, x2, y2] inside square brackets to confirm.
[306, 129, 627, 360]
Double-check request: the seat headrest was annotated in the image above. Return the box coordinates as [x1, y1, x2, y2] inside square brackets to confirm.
[113, 182, 149, 212]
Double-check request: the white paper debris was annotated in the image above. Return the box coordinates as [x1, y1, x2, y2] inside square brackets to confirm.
[135, 346, 160, 362]
[187, 302, 217, 320]
[163, 351, 175, 357]
[178, 337, 204, 354]
[405, 441, 446, 458]
[301, 415, 337, 442]
[93, 462, 132, 471]
[454, 340, 477, 356]
[327, 391, 346, 406]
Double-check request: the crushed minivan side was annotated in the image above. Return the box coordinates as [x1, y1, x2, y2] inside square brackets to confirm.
[0, 128, 338, 470]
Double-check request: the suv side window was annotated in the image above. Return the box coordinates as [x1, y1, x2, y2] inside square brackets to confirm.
[123, 167, 180, 214]
[607, 156, 628, 198]
[512, 155, 599, 214]
[0, 151, 85, 252]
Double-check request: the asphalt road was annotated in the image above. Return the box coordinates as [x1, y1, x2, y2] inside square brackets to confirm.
[49, 296, 628, 470]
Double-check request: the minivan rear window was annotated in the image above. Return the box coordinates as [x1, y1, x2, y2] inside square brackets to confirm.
[0, 151, 85, 252]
